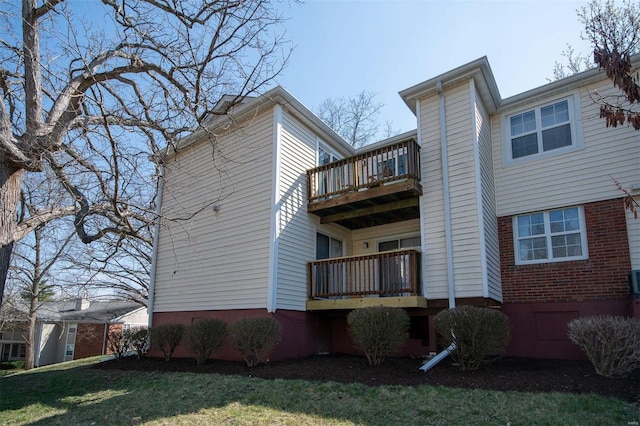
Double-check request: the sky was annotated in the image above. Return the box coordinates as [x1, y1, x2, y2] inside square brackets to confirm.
[276, 0, 593, 136]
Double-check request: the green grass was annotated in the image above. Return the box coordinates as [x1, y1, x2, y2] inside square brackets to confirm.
[0, 360, 25, 377]
[1, 357, 638, 426]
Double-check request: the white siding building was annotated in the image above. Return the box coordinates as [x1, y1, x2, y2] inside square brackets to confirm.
[151, 55, 639, 360]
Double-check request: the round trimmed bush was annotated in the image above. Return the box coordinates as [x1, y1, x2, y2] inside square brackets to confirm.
[347, 306, 410, 366]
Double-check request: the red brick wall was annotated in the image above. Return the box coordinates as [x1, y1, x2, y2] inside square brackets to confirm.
[499, 198, 631, 304]
[73, 323, 122, 360]
[498, 198, 633, 359]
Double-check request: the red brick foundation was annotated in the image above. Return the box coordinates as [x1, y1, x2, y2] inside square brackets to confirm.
[151, 309, 332, 361]
[151, 309, 436, 362]
[498, 198, 633, 359]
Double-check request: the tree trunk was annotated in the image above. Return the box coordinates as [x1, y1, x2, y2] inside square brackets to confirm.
[24, 226, 42, 370]
[24, 301, 37, 369]
[0, 158, 24, 307]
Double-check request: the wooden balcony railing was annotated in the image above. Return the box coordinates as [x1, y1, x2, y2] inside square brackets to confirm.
[307, 139, 421, 204]
[308, 249, 421, 299]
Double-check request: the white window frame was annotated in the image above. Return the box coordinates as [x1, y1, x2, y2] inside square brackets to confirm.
[502, 93, 582, 166]
[375, 146, 408, 179]
[317, 140, 341, 166]
[376, 233, 422, 252]
[65, 343, 74, 357]
[315, 231, 344, 260]
[513, 206, 588, 265]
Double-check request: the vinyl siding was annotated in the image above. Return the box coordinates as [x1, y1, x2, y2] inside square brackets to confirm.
[446, 82, 483, 298]
[351, 220, 421, 256]
[493, 80, 640, 216]
[37, 323, 59, 366]
[418, 93, 449, 299]
[275, 110, 322, 311]
[475, 88, 502, 302]
[154, 109, 275, 312]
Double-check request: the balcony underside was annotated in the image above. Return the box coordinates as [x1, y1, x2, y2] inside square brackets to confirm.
[306, 295, 428, 311]
[307, 178, 422, 229]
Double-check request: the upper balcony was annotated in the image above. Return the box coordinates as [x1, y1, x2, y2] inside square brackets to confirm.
[306, 139, 422, 229]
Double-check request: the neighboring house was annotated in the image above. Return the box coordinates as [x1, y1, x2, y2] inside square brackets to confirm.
[150, 55, 639, 361]
[0, 299, 147, 366]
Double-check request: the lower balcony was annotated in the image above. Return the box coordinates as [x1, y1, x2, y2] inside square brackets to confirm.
[306, 249, 425, 310]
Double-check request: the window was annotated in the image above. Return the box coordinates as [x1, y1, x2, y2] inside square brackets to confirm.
[318, 144, 340, 166]
[377, 153, 407, 178]
[506, 96, 580, 162]
[514, 206, 587, 264]
[378, 235, 421, 251]
[316, 232, 343, 260]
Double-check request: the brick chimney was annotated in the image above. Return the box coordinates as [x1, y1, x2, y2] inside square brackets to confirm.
[75, 298, 90, 311]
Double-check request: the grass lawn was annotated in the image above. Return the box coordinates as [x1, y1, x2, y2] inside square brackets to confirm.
[0, 357, 638, 425]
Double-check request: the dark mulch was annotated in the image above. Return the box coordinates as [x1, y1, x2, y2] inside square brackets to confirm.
[94, 354, 640, 402]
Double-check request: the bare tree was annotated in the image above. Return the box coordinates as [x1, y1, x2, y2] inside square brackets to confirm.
[551, 45, 593, 81]
[10, 224, 74, 369]
[580, 0, 640, 130]
[317, 90, 395, 148]
[553, 1, 639, 127]
[8, 175, 77, 369]
[62, 234, 150, 305]
[0, 0, 293, 304]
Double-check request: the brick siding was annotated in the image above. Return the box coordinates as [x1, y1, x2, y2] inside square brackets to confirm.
[73, 323, 123, 360]
[499, 198, 631, 304]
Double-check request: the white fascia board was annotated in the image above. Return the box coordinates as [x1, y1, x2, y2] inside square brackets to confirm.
[161, 86, 354, 161]
[399, 57, 501, 115]
[266, 104, 283, 313]
[501, 52, 640, 112]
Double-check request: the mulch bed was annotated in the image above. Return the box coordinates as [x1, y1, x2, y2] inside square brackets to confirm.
[94, 354, 639, 402]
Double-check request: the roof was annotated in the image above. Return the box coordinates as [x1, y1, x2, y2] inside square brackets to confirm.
[161, 86, 355, 161]
[9, 300, 146, 324]
[399, 53, 640, 117]
[399, 56, 501, 115]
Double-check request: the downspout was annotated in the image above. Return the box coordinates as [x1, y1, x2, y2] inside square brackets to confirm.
[437, 81, 456, 309]
[421, 81, 457, 371]
[147, 161, 165, 329]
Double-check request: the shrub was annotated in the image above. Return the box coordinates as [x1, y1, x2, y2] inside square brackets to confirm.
[124, 328, 150, 359]
[347, 306, 410, 366]
[187, 318, 227, 365]
[436, 306, 510, 371]
[229, 317, 281, 367]
[0, 360, 24, 370]
[567, 315, 640, 378]
[151, 323, 184, 361]
[107, 330, 130, 360]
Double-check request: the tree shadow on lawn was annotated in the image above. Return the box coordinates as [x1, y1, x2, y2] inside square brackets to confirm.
[2, 355, 638, 425]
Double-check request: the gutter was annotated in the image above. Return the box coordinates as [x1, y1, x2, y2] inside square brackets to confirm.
[147, 161, 165, 329]
[420, 81, 456, 372]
